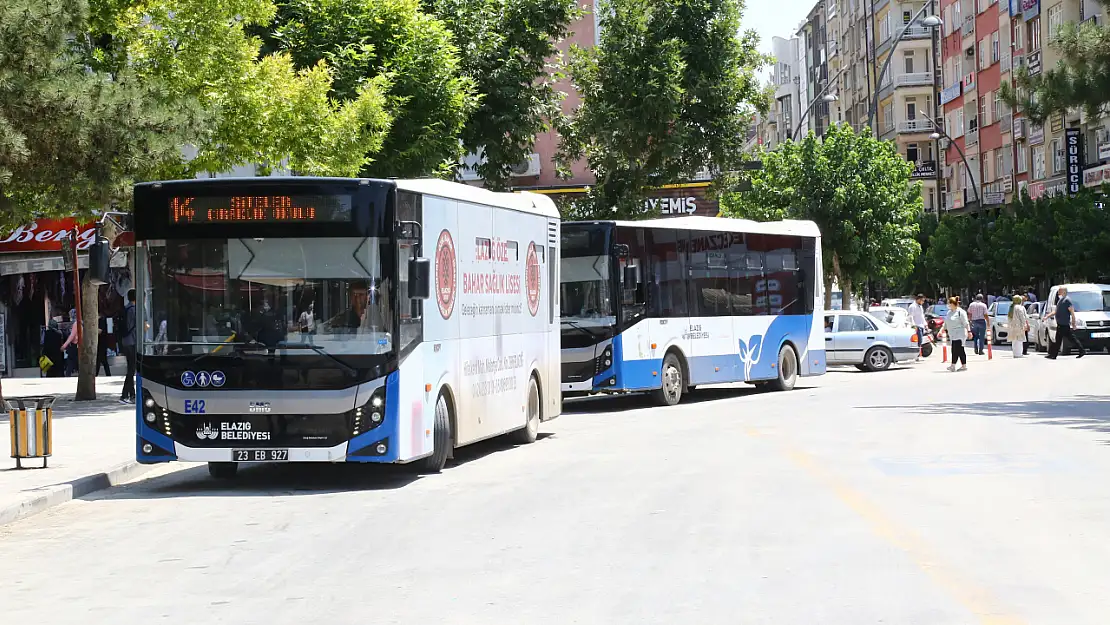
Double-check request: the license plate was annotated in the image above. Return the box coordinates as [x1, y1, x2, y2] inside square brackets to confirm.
[234, 449, 288, 462]
[1091, 332, 1110, 338]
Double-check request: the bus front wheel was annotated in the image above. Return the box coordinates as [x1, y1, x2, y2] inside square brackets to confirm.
[208, 462, 238, 479]
[419, 393, 453, 473]
[653, 353, 685, 406]
[768, 345, 798, 392]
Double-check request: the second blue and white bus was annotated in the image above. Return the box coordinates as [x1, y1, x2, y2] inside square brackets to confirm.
[559, 217, 825, 404]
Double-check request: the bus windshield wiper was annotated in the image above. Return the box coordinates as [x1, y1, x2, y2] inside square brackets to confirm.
[275, 343, 358, 377]
[561, 319, 595, 337]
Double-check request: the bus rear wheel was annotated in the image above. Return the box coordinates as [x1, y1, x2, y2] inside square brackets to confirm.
[418, 393, 452, 473]
[511, 376, 541, 445]
[208, 462, 238, 479]
[767, 345, 798, 392]
[653, 352, 685, 406]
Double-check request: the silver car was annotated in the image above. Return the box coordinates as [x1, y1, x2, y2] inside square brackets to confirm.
[824, 310, 920, 371]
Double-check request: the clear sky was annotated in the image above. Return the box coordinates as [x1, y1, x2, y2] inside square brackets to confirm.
[746, 0, 816, 56]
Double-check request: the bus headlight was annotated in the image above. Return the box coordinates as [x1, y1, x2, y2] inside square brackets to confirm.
[352, 387, 386, 435]
[144, 398, 155, 408]
[145, 412, 157, 423]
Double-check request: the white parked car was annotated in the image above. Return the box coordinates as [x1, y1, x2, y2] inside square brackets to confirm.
[868, 306, 913, 329]
[1043, 283, 1110, 352]
[987, 299, 1014, 344]
[881, 298, 915, 311]
[824, 310, 920, 371]
[1026, 301, 1050, 352]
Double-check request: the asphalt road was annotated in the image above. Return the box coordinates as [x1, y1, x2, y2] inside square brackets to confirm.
[3, 352, 1110, 624]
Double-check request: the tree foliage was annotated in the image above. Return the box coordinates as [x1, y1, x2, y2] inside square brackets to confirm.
[1001, 1, 1110, 123]
[921, 188, 1110, 291]
[427, 0, 580, 190]
[721, 124, 922, 306]
[558, 0, 766, 218]
[85, 0, 392, 178]
[268, 0, 473, 178]
[0, 0, 198, 230]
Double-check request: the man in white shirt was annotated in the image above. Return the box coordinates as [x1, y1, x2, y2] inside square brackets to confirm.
[908, 294, 928, 361]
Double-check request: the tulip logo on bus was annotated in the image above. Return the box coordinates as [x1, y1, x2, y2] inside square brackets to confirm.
[435, 229, 457, 319]
[525, 242, 541, 317]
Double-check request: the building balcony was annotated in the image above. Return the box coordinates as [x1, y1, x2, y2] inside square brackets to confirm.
[966, 128, 979, 146]
[1000, 52, 1011, 73]
[898, 118, 934, 134]
[897, 25, 933, 40]
[894, 72, 934, 88]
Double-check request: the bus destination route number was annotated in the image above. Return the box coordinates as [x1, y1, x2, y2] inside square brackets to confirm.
[234, 449, 289, 462]
[170, 194, 353, 224]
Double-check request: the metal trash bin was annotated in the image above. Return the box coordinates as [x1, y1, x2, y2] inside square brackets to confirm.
[8, 396, 56, 469]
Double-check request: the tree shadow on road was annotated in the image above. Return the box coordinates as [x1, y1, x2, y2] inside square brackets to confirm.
[91, 432, 556, 501]
[859, 395, 1110, 437]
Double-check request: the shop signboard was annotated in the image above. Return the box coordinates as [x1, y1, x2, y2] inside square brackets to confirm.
[0, 219, 96, 253]
[910, 161, 937, 180]
[1028, 124, 1045, 145]
[1028, 50, 1042, 76]
[1083, 162, 1110, 188]
[984, 192, 1005, 205]
[1098, 142, 1110, 161]
[1022, 0, 1039, 20]
[1066, 127, 1083, 195]
[1028, 176, 1066, 200]
[940, 82, 962, 105]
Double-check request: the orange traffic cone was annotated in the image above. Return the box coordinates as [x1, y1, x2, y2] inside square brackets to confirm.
[987, 330, 993, 360]
[941, 331, 948, 363]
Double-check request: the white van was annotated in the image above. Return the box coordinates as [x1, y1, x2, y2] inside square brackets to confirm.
[1044, 283, 1110, 352]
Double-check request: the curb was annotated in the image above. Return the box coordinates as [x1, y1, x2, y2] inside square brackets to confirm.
[0, 461, 152, 527]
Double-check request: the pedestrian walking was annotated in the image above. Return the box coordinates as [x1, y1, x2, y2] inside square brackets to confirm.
[96, 314, 112, 376]
[1008, 295, 1029, 358]
[1046, 286, 1086, 359]
[119, 289, 138, 404]
[968, 294, 989, 355]
[908, 293, 927, 361]
[944, 296, 971, 372]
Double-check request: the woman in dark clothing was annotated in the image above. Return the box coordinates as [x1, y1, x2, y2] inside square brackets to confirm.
[41, 319, 65, 378]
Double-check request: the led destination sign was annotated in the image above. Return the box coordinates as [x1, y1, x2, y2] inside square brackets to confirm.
[170, 194, 353, 224]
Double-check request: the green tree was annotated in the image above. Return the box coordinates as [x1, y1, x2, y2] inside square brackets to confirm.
[721, 124, 922, 308]
[1002, 1, 1110, 123]
[558, 0, 766, 218]
[85, 0, 392, 177]
[268, 0, 474, 178]
[427, 0, 580, 190]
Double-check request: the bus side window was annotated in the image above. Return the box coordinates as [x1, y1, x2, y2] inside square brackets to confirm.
[397, 191, 423, 353]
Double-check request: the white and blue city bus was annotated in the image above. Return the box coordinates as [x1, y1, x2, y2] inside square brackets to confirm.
[560, 217, 825, 405]
[133, 177, 562, 477]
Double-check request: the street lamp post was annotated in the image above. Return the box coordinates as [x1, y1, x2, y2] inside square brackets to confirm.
[925, 114, 980, 207]
[792, 67, 845, 141]
[867, 8, 943, 131]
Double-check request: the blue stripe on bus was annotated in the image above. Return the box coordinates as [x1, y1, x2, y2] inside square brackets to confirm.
[586, 314, 824, 391]
[135, 376, 177, 463]
[346, 370, 400, 463]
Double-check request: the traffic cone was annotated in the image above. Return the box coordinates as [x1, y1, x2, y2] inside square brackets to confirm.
[941, 331, 948, 363]
[987, 329, 993, 360]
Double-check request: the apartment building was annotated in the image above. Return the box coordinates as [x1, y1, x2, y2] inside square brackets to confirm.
[940, 0, 1109, 211]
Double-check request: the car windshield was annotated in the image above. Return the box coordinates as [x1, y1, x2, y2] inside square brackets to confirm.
[139, 237, 394, 356]
[994, 302, 1011, 315]
[560, 226, 615, 326]
[1068, 290, 1110, 312]
[931, 304, 948, 315]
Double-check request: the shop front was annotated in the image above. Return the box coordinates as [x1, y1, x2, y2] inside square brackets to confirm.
[518, 181, 721, 218]
[0, 219, 131, 377]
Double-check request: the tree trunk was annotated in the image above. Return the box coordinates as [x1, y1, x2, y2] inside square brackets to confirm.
[841, 275, 853, 310]
[75, 273, 99, 400]
[823, 274, 833, 309]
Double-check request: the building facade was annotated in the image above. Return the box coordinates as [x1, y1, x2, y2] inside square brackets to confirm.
[939, 0, 1108, 211]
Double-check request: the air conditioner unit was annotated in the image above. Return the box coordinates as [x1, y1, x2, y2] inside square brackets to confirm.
[509, 153, 542, 178]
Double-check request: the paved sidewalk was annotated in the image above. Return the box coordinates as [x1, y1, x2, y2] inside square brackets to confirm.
[0, 376, 149, 525]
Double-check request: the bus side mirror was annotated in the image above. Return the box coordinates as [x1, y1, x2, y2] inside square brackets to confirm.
[623, 266, 638, 285]
[88, 237, 111, 286]
[409, 257, 431, 299]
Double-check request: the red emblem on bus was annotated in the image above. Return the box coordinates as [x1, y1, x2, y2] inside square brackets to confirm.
[435, 229, 456, 319]
[525, 242, 541, 317]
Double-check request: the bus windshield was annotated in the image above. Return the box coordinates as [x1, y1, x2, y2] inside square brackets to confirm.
[560, 225, 615, 326]
[140, 236, 394, 356]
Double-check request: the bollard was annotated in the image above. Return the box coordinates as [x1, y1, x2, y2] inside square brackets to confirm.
[941, 330, 948, 363]
[987, 329, 993, 360]
[8, 396, 56, 469]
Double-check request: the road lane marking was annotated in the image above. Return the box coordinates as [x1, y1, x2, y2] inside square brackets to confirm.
[745, 429, 1026, 625]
